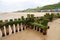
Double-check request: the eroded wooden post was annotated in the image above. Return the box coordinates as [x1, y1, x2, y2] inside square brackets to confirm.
[21, 23, 23, 31]
[9, 25, 12, 35]
[6, 27, 9, 35]
[11, 25, 14, 34]
[17, 24, 19, 32]
[43, 29, 47, 35]
[13, 24, 16, 34]
[35, 26, 36, 30]
[23, 24, 25, 30]
[4, 26, 6, 36]
[15, 24, 18, 32]
[1, 27, 5, 37]
[37, 27, 39, 31]
[40, 28, 43, 33]
[19, 24, 21, 31]
[0, 29, 2, 38]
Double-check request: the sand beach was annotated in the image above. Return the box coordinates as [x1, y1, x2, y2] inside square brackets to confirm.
[0, 12, 60, 40]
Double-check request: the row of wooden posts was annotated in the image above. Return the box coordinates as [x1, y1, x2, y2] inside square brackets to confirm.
[1, 13, 60, 38]
[0, 23, 26, 38]
[0, 20, 47, 38]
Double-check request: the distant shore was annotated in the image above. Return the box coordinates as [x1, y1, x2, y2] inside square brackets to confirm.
[0, 12, 60, 21]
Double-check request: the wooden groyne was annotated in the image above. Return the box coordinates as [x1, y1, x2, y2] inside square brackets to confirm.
[0, 12, 60, 38]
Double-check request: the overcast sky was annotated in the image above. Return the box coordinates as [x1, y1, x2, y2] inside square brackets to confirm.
[0, 0, 59, 12]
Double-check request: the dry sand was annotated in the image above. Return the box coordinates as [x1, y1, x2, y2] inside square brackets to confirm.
[46, 19, 60, 40]
[0, 12, 60, 40]
[0, 12, 47, 20]
[0, 29, 44, 40]
[0, 19, 60, 40]
[0, 12, 59, 20]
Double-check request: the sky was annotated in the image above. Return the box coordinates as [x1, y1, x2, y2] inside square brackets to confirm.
[0, 0, 59, 12]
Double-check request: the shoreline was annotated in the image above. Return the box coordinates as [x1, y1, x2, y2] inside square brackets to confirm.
[0, 12, 60, 21]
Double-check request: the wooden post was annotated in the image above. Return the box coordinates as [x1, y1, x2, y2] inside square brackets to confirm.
[23, 25, 25, 30]
[6, 27, 9, 35]
[19, 24, 21, 31]
[40, 28, 43, 33]
[35, 26, 36, 30]
[9, 25, 12, 35]
[13, 24, 16, 34]
[37, 27, 39, 31]
[15, 25, 18, 32]
[11, 25, 14, 34]
[17, 24, 19, 32]
[0, 29, 2, 38]
[4, 26, 6, 36]
[43, 29, 47, 35]
[21, 23, 23, 31]
[1, 27, 5, 37]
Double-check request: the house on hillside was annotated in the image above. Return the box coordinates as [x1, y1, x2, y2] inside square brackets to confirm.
[40, 8, 60, 12]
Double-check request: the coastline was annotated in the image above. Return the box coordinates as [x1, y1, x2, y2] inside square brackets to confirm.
[0, 12, 60, 20]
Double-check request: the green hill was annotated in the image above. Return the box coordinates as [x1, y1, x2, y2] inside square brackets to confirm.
[40, 2, 60, 10]
[16, 2, 60, 12]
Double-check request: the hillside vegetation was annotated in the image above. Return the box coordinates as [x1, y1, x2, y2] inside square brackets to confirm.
[16, 2, 60, 12]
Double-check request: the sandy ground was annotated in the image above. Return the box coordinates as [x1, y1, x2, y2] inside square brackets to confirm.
[0, 12, 60, 40]
[0, 19, 60, 40]
[46, 19, 60, 40]
[0, 12, 59, 20]
[0, 12, 49, 21]
[0, 29, 44, 40]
